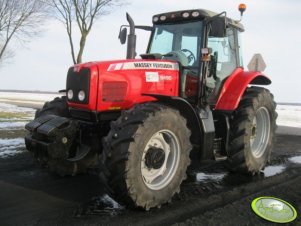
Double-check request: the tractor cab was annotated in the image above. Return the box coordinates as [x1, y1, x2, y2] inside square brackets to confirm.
[121, 9, 245, 106]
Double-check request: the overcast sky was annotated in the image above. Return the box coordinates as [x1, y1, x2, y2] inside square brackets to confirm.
[0, 0, 300, 103]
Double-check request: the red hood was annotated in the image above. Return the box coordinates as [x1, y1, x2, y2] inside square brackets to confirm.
[67, 59, 180, 112]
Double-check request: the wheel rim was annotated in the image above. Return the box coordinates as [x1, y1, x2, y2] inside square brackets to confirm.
[141, 130, 180, 190]
[250, 107, 271, 158]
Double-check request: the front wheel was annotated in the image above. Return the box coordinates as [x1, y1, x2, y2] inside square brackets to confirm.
[102, 103, 192, 210]
[227, 87, 277, 174]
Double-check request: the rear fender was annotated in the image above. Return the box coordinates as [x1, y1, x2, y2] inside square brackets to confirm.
[215, 68, 271, 111]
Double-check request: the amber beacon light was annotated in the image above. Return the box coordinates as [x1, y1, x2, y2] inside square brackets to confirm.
[239, 3, 247, 16]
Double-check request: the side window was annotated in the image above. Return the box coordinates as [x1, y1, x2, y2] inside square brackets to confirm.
[208, 28, 237, 81]
[237, 31, 244, 67]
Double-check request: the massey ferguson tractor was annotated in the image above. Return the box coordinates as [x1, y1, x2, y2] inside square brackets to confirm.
[25, 4, 277, 210]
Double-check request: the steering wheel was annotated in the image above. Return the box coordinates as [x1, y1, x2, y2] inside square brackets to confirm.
[181, 49, 196, 65]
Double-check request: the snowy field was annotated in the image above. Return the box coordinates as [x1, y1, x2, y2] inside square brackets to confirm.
[276, 104, 301, 128]
[0, 91, 60, 107]
[0, 91, 300, 158]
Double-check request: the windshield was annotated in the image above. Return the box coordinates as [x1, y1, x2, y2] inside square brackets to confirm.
[148, 21, 203, 66]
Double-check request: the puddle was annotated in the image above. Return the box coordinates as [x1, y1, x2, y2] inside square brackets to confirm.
[263, 165, 286, 177]
[76, 194, 125, 216]
[288, 155, 301, 164]
[196, 172, 227, 183]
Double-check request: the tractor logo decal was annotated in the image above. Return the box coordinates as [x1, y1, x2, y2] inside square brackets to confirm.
[145, 72, 173, 82]
[251, 197, 297, 223]
[108, 62, 179, 71]
[145, 72, 159, 82]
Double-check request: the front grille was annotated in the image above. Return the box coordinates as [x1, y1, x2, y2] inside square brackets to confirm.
[66, 67, 91, 104]
[102, 81, 127, 102]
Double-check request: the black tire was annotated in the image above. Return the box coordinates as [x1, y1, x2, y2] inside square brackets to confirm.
[35, 96, 70, 118]
[102, 103, 192, 210]
[227, 87, 277, 174]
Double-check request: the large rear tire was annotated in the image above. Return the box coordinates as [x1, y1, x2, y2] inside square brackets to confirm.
[102, 103, 192, 210]
[227, 87, 277, 174]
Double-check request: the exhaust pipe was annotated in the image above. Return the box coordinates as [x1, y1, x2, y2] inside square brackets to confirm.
[126, 13, 136, 59]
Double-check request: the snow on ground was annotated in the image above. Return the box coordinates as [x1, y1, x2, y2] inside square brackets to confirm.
[0, 102, 35, 130]
[0, 102, 35, 114]
[196, 172, 227, 182]
[0, 91, 60, 106]
[276, 104, 301, 128]
[0, 91, 59, 102]
[0, 122, 28, 130]
[0, 138, 25, 158]
[0, 101, 34, 157]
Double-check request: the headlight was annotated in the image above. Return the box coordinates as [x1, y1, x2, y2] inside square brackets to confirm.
[153, 16, 159, 22]
[160, 15, 166, 21]
[192, 11, 200, 17]
[78, 90, 85, 101]
[182, 12, 190, 18]
[67, 89, 73, 100]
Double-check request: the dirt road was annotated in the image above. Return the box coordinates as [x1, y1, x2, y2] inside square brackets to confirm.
[0, 133, 300, 226]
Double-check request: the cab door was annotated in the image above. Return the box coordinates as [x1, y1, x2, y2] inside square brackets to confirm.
[206, 27, 241, 104]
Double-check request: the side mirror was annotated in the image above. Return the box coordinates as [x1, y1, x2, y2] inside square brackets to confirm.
[209, 17, 226, 37]
[119, 27, 127, 45]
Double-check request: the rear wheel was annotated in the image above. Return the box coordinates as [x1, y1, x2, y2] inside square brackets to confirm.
[227, 87, 277, 174]
[102, 103, 192, 210]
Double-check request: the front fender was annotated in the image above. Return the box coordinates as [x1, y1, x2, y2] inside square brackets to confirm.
[142, 94, 202, 147]
[215, 68, 271, 111]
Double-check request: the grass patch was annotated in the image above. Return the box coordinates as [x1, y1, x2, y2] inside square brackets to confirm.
[0, 130, 27, 139]
[0, 112, 33, 120]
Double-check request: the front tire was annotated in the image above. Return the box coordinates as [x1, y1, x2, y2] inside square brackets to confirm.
[102, 103, 192, 210]
[35, 96, 70, 118]
[227, 87, 277, 174]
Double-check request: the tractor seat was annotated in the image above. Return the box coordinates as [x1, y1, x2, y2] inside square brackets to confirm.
[162, 51, 189, 67]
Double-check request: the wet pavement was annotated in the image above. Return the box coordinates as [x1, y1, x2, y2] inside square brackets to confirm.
[0, 134, 300, 226]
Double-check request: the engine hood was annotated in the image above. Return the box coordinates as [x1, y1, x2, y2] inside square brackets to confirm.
[67, 59, 180, 112]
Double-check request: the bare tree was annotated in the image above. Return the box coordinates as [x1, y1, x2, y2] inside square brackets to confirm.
[49, 0, 125, 64]
[0, 0, 47, 65]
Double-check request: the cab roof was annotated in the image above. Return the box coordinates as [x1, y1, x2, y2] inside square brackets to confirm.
[153, 9, 244, 32]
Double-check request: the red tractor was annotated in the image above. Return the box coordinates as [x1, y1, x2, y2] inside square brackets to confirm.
[25, 5, 277, 210]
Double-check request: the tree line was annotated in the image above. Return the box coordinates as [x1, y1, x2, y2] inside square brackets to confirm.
[0, 0, 124, 66]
